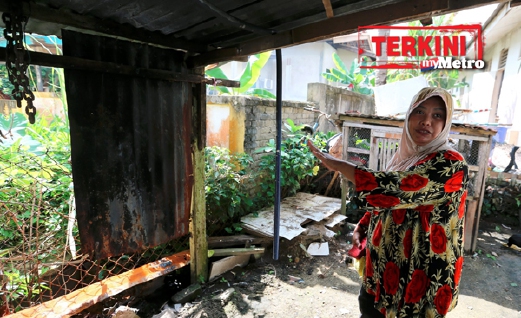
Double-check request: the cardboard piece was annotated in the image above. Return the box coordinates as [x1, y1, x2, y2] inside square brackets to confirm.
[241, 192, 342, 240]
[307, 242, 329, 256]
[209, 255, 250, 281]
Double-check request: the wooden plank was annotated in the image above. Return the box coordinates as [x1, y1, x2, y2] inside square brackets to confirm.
[464, 200, 478, 252]
[448, 133, 489, 142]
[190, 89, 208, 283]
[339, 116, 497, 137]
[347, 147, 370, 155]
[0, 0, 205, 53]
[5, 251, 190, 318]
[0, 48, 238, 87]
[190, 0, 449, 66]
[207, 235, 271, 248]
[209, 255, 250, 282]
[322, 0, 334, 18]
[210, 247, 265, 257]
[369, 135, 379, 170]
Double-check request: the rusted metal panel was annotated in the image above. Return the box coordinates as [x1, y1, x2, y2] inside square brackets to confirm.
[63, 30, 193, 259]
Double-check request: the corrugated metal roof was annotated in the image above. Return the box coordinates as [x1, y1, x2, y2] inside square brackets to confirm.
[64, 30, 193, 259]
[0, 0, 498, 66]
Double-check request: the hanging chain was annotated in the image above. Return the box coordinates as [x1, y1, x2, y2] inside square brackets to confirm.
[2, 8, 36, 124]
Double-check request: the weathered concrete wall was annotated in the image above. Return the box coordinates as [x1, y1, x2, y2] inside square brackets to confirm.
[207, 84, 375, 161]
[307, 83, 375, 133]
[207, 95, 316, 161]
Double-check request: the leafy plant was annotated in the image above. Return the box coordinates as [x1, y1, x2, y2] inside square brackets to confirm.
[254, 123, 329, 207]
[321, 53, 375, 95]
[206, 51, 276, 99]
[204, 147, 254, 236]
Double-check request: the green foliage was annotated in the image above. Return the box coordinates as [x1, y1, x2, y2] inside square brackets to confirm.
[206, 51, 275, 99]
[254, 124, 328, 207]
[1, 112, 74, 303]
[321, 53, 375, 95]
[204, 147, 254, 236]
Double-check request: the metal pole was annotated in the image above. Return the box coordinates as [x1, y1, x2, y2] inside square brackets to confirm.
[273, 49, 282, 260]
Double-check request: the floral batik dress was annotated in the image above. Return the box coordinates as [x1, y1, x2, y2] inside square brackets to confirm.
[355, 149, 469, 318]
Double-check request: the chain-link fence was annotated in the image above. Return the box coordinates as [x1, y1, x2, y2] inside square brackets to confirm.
[0, 144, 190, 315]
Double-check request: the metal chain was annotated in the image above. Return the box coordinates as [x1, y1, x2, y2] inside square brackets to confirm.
[2, 9, 36, 124]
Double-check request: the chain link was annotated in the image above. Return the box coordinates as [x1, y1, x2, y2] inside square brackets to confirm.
[2, 8, 36, 124]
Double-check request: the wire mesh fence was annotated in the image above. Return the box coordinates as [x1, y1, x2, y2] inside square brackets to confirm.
[0, 142, 190, 316]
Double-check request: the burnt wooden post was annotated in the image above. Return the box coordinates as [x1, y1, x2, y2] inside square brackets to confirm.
[190, 71, 208, 283]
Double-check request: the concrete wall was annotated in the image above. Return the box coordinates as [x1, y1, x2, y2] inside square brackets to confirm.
[207, 95, 316, 161]
[307, 83, 375, 133]
[207, 84, 376, 161]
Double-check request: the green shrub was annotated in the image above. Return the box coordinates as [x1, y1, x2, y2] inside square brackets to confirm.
[204, 146, 254, 236]
[254, 128, 330, 208]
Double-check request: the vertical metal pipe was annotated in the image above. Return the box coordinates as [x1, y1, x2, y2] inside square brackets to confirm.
[273, 49, 282, 260]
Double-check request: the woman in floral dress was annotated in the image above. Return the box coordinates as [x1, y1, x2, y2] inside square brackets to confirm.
[308, 87, 468, 317]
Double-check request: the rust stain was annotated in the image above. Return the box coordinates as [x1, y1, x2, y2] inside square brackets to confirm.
[64, 31, 193, 259]
[4, 251, 190, 318]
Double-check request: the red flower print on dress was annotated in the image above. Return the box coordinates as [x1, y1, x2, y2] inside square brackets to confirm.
[400, 174, 429, 191]
[355, 170, 378, 191]
[444, 150, 464, 161]
[393, 209, 406, 224]
[404, 269, 430, 303]
[366, 251, 373, 277]
[415, 205, 434, 213]
[375, 282, 381, 302]
[383, 262, 400, 295]
[366, 194, 400, 208]
[431, 223, 447, 254]
[445, 170, 464, 192]
[454, 256, 464, 287]
[372, 220, 382, 247]
[434, 284, 453, 315]
[414, 152, 437, 166]
[458, 190, 467, 219]
[403, 229, 412, 258]
[415, 205, 434, 233]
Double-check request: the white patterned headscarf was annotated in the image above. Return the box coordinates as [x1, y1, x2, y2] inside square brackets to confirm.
[385, 87, 454, 171]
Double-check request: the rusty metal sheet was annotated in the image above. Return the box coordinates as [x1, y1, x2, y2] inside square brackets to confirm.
[63, 30, 193, 259]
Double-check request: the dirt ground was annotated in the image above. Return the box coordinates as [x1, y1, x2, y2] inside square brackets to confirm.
[116, 216, 520, 318]
[87, 142, 521, 318]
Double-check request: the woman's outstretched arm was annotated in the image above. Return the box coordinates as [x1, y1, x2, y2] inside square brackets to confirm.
[307, 140, 356, 183]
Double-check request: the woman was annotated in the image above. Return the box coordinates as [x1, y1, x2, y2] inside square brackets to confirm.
[308, 87, 468, 317]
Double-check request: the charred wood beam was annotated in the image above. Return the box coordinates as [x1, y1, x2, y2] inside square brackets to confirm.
[189, 0, 450, 67]
[322, 0, 334, 18]
[0, 0, 207, 53]
[0, 48, 238, 87]
[195, 0, 275, 35]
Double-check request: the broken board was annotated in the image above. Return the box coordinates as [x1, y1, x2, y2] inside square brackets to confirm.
[240, 192, 342, 240]
[209, 254, 250, 281]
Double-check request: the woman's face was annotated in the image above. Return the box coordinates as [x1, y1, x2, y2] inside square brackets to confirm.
[407, 96, 447, 146]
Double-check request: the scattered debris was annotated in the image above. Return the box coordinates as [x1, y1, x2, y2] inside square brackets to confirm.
[501, 224, 511, 230]
[213, 288, 235, 303]
[491, 251, 498, 257]
[307, 242, 330, 256]
[113, 306, 139, 318]
[171, 284, 202, 304]
[241, 192, 343, 240]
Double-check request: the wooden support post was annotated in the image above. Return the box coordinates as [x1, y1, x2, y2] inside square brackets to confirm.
[190, 76, 208, 284]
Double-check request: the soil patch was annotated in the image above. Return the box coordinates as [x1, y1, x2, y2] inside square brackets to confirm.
[106, 218, 521, 318]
